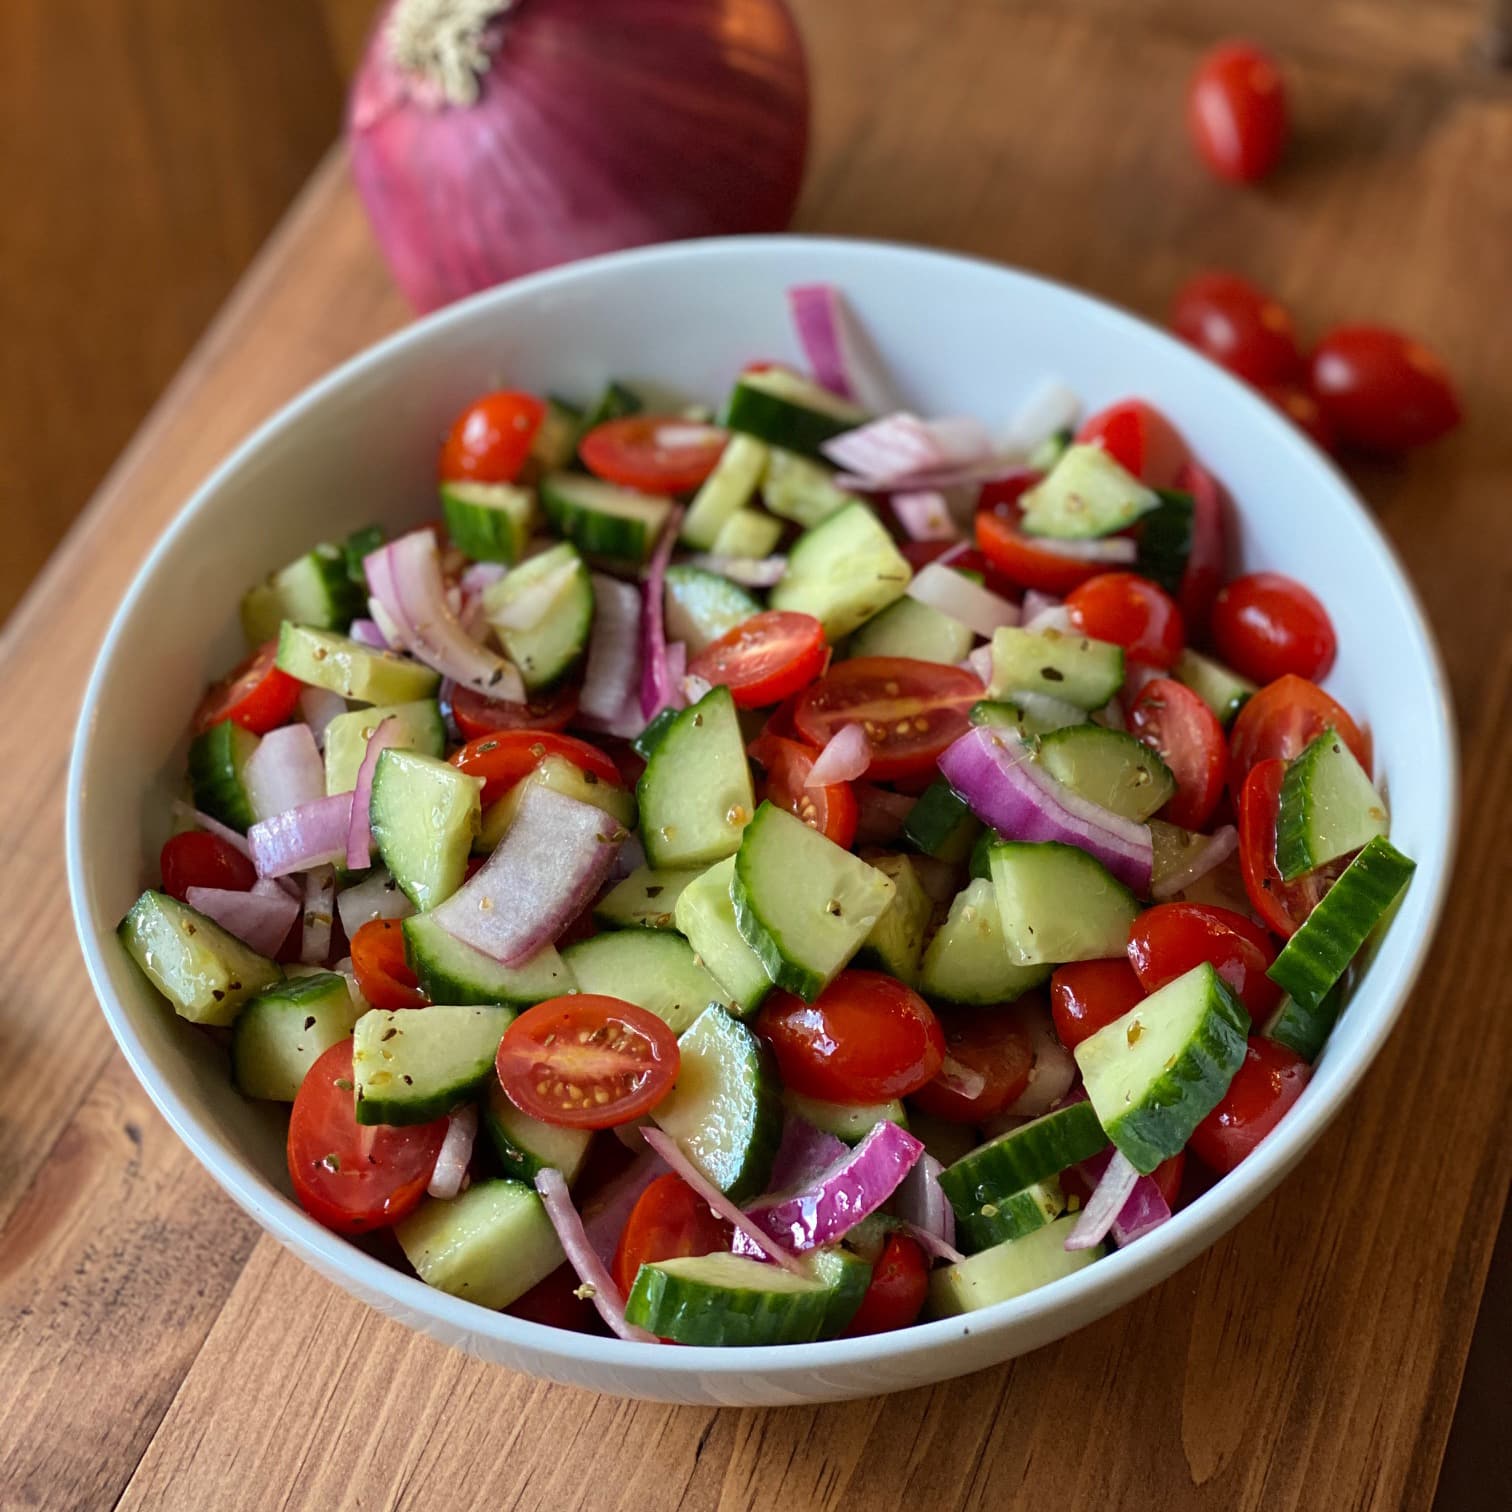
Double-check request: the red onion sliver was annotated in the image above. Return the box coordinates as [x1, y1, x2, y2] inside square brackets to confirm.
[1019, 590, 1062, 623]
[1065, 1149, 1140, 1251]
[767, 1115, 849, 1193]
[428, 1104, 478, 1201]
[822, 414, 992, 487]
[963, 643, 994, 684]
[243, 724, 325, 824]
[580, 573, 643, 724]
[833, 458, 1028, 494]
[788, 283, 858, 400]
[936, 1055, 987, 1101]
[459, 561, 507, 596]
[184, 884, 299, 958]
[1004, 1006, 1078, 1118]
[639, 507, 685, 720]
[681, 673, 714, 705]
[247, 793, 354, 879]
[172, 801, 252, 859]
[893, 1152, 958, 1256]
[335, 868, 414, 937]
[581, 1151, 669, 1268]
[298, 687, 348, 750]
[1153, 824, 1239, 901]
[300, 864, 337, 967]
[891, 490, 960, 543]
[345, 715, 402, 871]
[895, 1219, 966, 1266]
[806, 722, 871, 786]
[348, 617, 391, 650]
[907, 562, 1019, 638]
[681, 553, 788, 589]
[1023, 603, 1074, 634]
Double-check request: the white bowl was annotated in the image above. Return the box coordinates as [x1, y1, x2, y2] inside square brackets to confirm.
[67, 236, 1456, 1406]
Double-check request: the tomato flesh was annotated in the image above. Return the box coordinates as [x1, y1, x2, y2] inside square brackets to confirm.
[1229, 675, 1369, 792]
[1049, 959, 1147, 1051]
[748, 733, 859, 849]
[578, 416, 727, 494]
[1309, 326, 1461, 454]
[909, 1002, 1036, 1122]
[1171, 272, 1303, 386]
[450, 729, 621, 806]
[1127, 677, 1228, 830]
[1128, 902, 1282, 1020]
[439, 391, 547, 484]
[159, 831, 257, 902]
[192, 641, 302, 736]
[1188, 1037, 1311, 1173]
[611, 1174, 733, 1297]
[1212, 571, 1337, 685]
[1066, 572, 1185, 669]
[842, 1233, 929, 1336]
[450, 681, 578, 739]
[1236, 758, 1333, 938]
[350, 918, 428, 1011]
[1187, 41, 1288, 183]
[1077, 400, 1190, 489]
[686, 611, 828, 710]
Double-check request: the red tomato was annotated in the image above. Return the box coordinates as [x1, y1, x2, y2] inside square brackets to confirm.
[1262, 384, 1337, 453]
[1066, 572, 1185, 669]
[578, 416, 727, 494]
[438, 391, 547, 483]
[794, 658, 983, 783]
[1171, 272, 1303, 385]
[842, 1233, 929, 1336]
[1212, 572, 1337, 684]
[1189, 1038, 1311, 1173]
[1229, 675, 1369, 790]
[450, 681, 578, 739]
[1049, 959, 1147, 1050]
[975, 508, 1107, 595]
[686, 611, 828, 710]
[159, 831, 257, 902]
[497, 995, 680, 1130]
[1127, 903, 1282, 1020]
[1077, 401, 1191, 489]
[287, 1039, 446, 1235]
[506, 1263, 605, 1334]
[191, 641, 303, 736]
[1172, 460, 1226, 635]
[449, 729, 621, 806]
[1309, 326, 1461, 454]
[909, 1003, 1036, 1123]
[349, 918, 428, 1011]
[748, 733, 859, 849]
[757, 971, 945, 1104]
[611, 1174, 733, 1297]
[1236, 759, 1333, 937]
[1127, 678, 1228, 830]
[1187, 41, 1288, 184]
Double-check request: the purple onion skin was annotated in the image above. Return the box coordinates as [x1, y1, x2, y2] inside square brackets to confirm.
[349, 0, 811, 312]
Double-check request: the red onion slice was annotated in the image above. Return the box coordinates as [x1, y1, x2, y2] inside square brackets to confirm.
[936, 1055, 987, 1101]
[767, 1115, 849, 1194]
[172, 801, 252, 859]
[681, 553, 788, 588]
[1019, 590, 1062, 623]
[1152, 824, 1239, 901]
[961, 644, 994, 685]
[833, 458, 1028, 494]
[300, 864, 337, 966]
[891, 490, 960, 543]
[680, 672, 714, 705]
[821, 414, 992, 487]
[640, 507, 685, 720]
[893, 1152, 959, 1257]
[348, 617, 391, 651]
[788, 283, 858, 400]
[428, 1104, 478, 1201]
[1004, 1007, 1078, 1117]
[335, 868, 414, 937]
[1065, 1149, 1141, 1251]
[243, 724, 325, 824]
[581, 1150, 670, 1268]
[806, 722, 871, 786]
[1081, 1142, 1175, 1246]
[298, 687, 348, 750]
[895, 1219, 965, 1266]
[184, 884, 299, 957]
[247, 793, 354, 879]
[345, 715, 402, 871]
[459, 561, 506, 596]
[907, 562, 1019, 638]
[579, 573, 643, 727]
[1023, 603, 1074, 634]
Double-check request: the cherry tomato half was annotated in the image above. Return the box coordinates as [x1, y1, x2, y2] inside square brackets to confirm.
[1236, 758, 1334, 938]
[975, 507, 1106, 595]
[1229, 675, 1369, 791]
[1066, 572, 1185, 669]
[794, 658, 984, 782]
[687, 611, 828, 710]
[192, 641, 303, 736]
[909, 1002, 1036, 1123]
[748, 733, 859, 849]
[438, 391, 548, 484]
[449, 681, 578, 739]
[611, 1174, 733, 1298]
[1128, 902, 1282, 1020]
[757, 971, 945, 1105]
[1188, 1037, 1311, 1173]
[497, 995, 680, 1130]
[1172, 459, 1226, 635]
[349, 918, 428, 1011]
[1309, 326, 1461, 454]
[1049, 959, 1147, 1051]
[1171, 272, 1303, 386]
[842, 1233, 930, 1337]
[1128, 677, 1228, 830]
[450, 729, 621, 806]
[1212, 572, 1336, 685]
[287, 1039, 446, 1235]
[1263, 384, 1338, 454]
[578, 417, 727, 494]
[1077, 400, 1191, 489]
[1187, 41, 1288, 184]
[159, 830, 257, 902]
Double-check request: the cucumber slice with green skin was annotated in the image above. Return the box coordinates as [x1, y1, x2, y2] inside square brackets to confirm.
[917, 877, 1051, 1004]
[783, 1088, 907, 1145]
[732, 801, 897, 1001]
[1263, 983, 1345, 1063]
[940, 1102, 1105, 1217]
[481, 542, 593, 691]
[967, 827, 1001, 881]
[401, 912, 573, 1007]
[625, 1246, 871, 1346]
[276, 623, 440, 705]
[231, 972, 360, 1102]
[855, 855, 932, 982]
[539, 471, 673, 564]
[529, 397, 582, 473]
[1076, 961, 1250, 1173]
[682, 434, 770, 549]
[1267, 836, 1415, 1010]
[631, 706, 681, 761]
[1134, 489, 1194, 596]
[369, 749, 482, 911]
[661, 565, 760, 656]
[651, 1004, 782, 1201]
[118, 891, 281, 1026]
[769, 503, 913, 641]
[187, 720, 260, 830]
[395, 1179, 562, 1311]
[476, 755, 635, 853]
[846, 595, 974, 666]
[721, 369, 869, 459]
[1034, 725, 1176, 823]
[1275, 729, 1388, 880]
[352, 1005, 512, 1126]
[637, 685, 755, 870]
[240, 543, 363, 644]
[1174, 647, 1254, 727]
[988, 626, 1125, 710]
[951, 1175, 1066, 1254]
[902, 781, 981, 864]
[323, 700, 445, 795]
[562, 930, 728, 1035]
[574, 380, 642, 448]
[969, 697, 1087, 738]
[711, 507, 784, 559]
[1018, 444, 1160, 539]
[343, 525, 385, 590]
[929, 1213, 1102, 1317]
[988, 841, 1140, 967]
[592, 865, 701, 931]
[482, 1078, 592, 1184]
[672, 857, 773, 1017]
[762, 446, 860, 528]
[439, 481, 535, 565]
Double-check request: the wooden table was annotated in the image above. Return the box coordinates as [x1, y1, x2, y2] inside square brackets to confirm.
[1, 3, 1507, 1507]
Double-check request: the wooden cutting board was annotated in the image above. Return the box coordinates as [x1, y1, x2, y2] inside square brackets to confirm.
[1, 3, 1508, 1507]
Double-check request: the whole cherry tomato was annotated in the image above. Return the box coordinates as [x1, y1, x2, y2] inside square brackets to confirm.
[1066, 572, 1185, 669]
[192, 642, 302, 736]
[159, 831, 257, 902]
[1128, 902, 1283, 1020]
[842, 1233, 930, 1336]
[1188, 41, 1288, 184]
[612, 1174, 733, 1297]
[1212, 572, 1337, 684]
[1188, 1037, 1311, 1173]
[1171, 272, 1303, 385]
[1309, 326, 1461, 453]
[438, 391, 547, 483]
[1228, 674, 1369, 791]
[1049, 959, 1147, 1050]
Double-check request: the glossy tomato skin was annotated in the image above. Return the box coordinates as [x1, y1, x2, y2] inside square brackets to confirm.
[757, 971, 945, 1105]
[686, 612, 828, 710]
[438, 391, 547, 483]
[1309, 326, 1461, 454]
[450, 729, 621, 806]
[1263, 384, 1338, 453]
[287, 1039, 447, 1235]
[1077, 401, 1190, 490]
[1172, 460, 1226, 635]
[748, 733, 858, 849]
[1128, 677, 1228, 830]
[1171, 272, 1303, 385]
[159, 831, 257, 902]
[611, 1174, 733, 1297]
[1212, 572, 1337, 684]
[506, 1263, 605, 1334]
[1188, 1038, 1311, 1173]
[192, 641, 303, 736]
[450, 681, 577, 739]
[842, 1233, 930, 1336]
[1128, 903, 1282, 1020]
[1188, 41, 1287, 183]
[1229, 675, 1369, 790]
[1236, 758, 1332, 938]
[578, 416, 726, 494]
[1049, 959, 1147, 1050]
[1066, 572, 1185, 669]
[976, 507, 1105, 595]
[350, 918, 428, 1011]
[909, 1003, 1036, 1123]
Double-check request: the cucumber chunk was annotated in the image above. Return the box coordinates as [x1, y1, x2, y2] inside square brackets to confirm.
[721, 368, 868, 459]
[231, 972, 360, 1101]
[847, 595, 974, 666]
[917, 877, 1052, 1004]
[988, 626, 1125, 710]
[119, 890, 281, 1027]
[929, 1214, 1102, 1316]
[241, 543, 362, 644]
[323, 700, 445, 795]
[951, 1175, 1066, 1254]
[439, 481, 535, 564]
[650, 1005, 781, 1201]
[637, 685, 755, 870]
[673, 856, 774, 1017]
[769, 503, 912, 641]
[988, 841, 1140, 966]
[477, 754, 635, 853]
[1263, 983, 1345, 1063]
[352, 1005, 512, 1126]
[369, 749, 483, 911]
[402, 912, 573, 1008]
[762, 447, 860, 528]
[1075, 962, 1250, 1173]
[782, 1088, 907, 1145]
[1275, 728, 1388, 880]
[396, 1180, 562, 1311]
[682, 434, 769, 549]
[1018, 444, 1160, 539]
[529, 397, 582, 473]
[940, 1102, 1105, 1227]
[482, 1079, 592, 1185]
[593, 865, 701, 932]
[562, 930, 728, 1035]
[1034, 725, 1175, 823]
[187, 720, 260, 830]
[970, 697, 1086, 738]
[1134, 488, 1194, 596]
[342, 525, 385, 591]
[632, 707, 681, 762]
[662, 565, 760, 655]
[276, 623, 439, 705]
[855, 854, 932, 982]
[481, 542, 593, 691]
[539, 471, 672, 564]
[902, 781, 980, 864]
[1174, 647, 1254, 726]
[732, 801, 897, 1001]
[711, 507, 784, 559]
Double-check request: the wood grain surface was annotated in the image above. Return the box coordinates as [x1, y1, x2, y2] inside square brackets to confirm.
[1, 3, 1509, 1508]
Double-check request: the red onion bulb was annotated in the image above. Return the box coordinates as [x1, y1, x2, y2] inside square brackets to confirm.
[348, 0, 811, 312]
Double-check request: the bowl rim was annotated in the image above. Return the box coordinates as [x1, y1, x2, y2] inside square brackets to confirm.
[66, 232, 1459, 1382]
